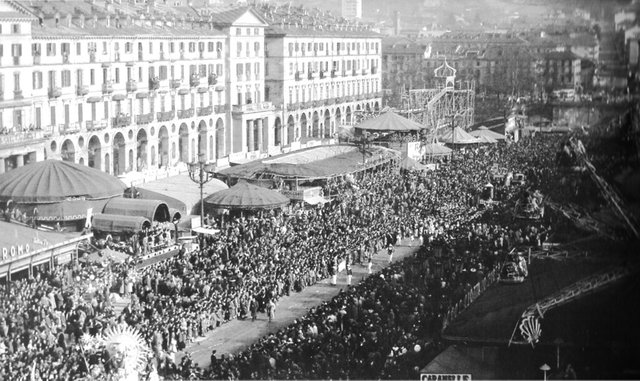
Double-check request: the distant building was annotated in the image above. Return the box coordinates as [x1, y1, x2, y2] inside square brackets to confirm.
[341, 0, 362, 20]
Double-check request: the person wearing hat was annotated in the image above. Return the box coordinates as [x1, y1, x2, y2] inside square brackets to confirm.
[387, 244, 394, 264]
[346, 264, 353, 286]
[266, 299, 276, 323]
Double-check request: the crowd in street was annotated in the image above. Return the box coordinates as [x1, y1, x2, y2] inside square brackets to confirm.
[1, 132, 583, 380]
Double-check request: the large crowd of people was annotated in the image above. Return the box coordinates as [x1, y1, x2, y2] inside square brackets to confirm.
[1, 116, 630, 380]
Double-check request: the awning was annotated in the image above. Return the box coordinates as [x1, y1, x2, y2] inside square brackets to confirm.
[0, 99, 32, 110]
[136, 92, 149, 99]
[304, 196, 330, 205]
[102, 197, 171, 222]
[197, 87, 208, 93]
[92, 213, 151, 233]
[192, 226, 220, 235]
[87, 96, 102, 103]
[112, 93, 127, 101]
[178, 88, 190, 95]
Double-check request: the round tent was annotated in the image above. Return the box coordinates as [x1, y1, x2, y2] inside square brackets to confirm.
[439, 127, 480, 145]
[92, 214, 152, 233]
[469, 126, 506, 141]
[0, 160, 125, 222]
[356, 111, 422, 132]
[473, 134, 498, 144]
[204, 181, 290, 210]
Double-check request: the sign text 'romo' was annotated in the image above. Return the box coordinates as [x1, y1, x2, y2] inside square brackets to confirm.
[1, 244, 31, 264]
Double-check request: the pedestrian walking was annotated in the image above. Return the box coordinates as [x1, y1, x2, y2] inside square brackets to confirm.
[387, 244, 394, 264]
[267, 299, 276, 323]
[250, 298, 258, 322]
[346, 264, 353, 286]
[367, 256, 373, 274]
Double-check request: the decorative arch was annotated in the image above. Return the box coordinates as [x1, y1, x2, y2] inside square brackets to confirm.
[158, 126, 169, 167]
[112, 132, 126, 175]
[178, 123, 189, 163]
[136, 128, 148, 171]
[311, 111, 320, 138]
[61, 139, 75, 163]
[287, 115, 295, 144]
[88, 135, 102, 171]
[198, 120, 208, 160]
[274, 116, 282, 146]
[215, 118, 224, 159]
[300, 113, 308, 139]
[324, 109, 331, 138]
[346, 106, 352, 125]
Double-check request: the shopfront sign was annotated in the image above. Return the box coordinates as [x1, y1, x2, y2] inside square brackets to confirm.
[1, 244, 31, 264]
[421, 374, 471, 381]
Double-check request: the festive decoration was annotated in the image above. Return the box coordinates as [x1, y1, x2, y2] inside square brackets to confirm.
[519, 315, 542, 346]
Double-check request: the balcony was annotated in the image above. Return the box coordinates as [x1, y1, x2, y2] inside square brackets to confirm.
[48, 87, 62, 99]
[149, 77, 160, 91]
[362, 68, 369, 75]
[112, 114, 131, 128]
[33, 55, 41, 65]
[89, 52, 96, 63]
[208, 74, 218, 86]
[308, 71, 316, 80]
[86, 120, 108, 131]
[156, 110, 175, 122]
[189, 75, 200, 87]
[295, 71, 302, 81]
[13, 56, 20, 66]
[214, 104, 226, 114]
[63, 54, 69, 64]
[346, 96, 355, 102]
[331, 70, 338, 78]
[102, 83, 113, 94]
[341, 71, 347, 77]
[13, 90, 24, 100]
[126, 80, 138, 93]
[76, 85, 89, 96]
[232, 101, 274, 114]
[177, 108, 194, 119]
[325, 98, 335, 105]
[60, 122, 81, 135]
[352, 70, 358, 76]
[319, 70, 327, 79]
[287, 102, 300, 111]
[170, 79, 182, 89]
[335, 97, 344, 104]
[197, 106, 213, 117]
[135, 113, 154, 125]
[372, 67, 378, 75]
[0, 130, 47, 147]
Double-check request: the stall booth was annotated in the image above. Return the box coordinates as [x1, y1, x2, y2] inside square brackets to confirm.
[0, 220, 91, 282]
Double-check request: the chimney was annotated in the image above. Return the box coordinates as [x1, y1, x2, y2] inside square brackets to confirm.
[79, 14, 85, 28]
[66, 13, 72, 27]
[54, 12, 60, 27]
[106, 15, 111, 27]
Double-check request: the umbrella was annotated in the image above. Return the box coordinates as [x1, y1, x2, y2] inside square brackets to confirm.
[469, 126, 505, 141]
[204, 182, 290, 210]
[356, 111, 422, 132]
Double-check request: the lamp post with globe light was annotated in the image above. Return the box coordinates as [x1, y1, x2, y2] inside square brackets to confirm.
[187, 153, 216, 227]
[540, 363, 550, 381]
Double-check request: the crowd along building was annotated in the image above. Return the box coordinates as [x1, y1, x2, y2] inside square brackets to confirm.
[0, 0, 382, 175]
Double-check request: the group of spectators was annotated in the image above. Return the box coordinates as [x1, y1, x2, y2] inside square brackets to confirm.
[1, 127, 612, 380]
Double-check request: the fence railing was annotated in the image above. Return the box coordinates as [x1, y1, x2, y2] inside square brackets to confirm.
[441, 264, 500, 332]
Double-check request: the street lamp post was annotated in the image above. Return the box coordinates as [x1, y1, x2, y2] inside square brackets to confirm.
[540, 363, 550, 381]
[187, 153, 216, 227]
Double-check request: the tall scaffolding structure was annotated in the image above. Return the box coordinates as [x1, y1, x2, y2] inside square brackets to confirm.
[399, 59, 475, 136]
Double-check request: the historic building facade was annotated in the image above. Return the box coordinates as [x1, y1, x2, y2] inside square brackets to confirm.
[0, 0, 383, 174]
[265, 26, 382, 147]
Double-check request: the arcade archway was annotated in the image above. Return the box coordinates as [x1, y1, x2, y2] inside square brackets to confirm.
[178, 123, 189, 163]
[61, 139, 75, 163]
[215, 118, 224, 159]
[112, 132, 126, 175]
[88, 135, 102, 171]
[136, 129, 148, 171]
[300, 113, 308, 139]
[312, 111, 319, 138]
[287, 115, 295, 144]
[158, 126, 169, 167]
[274, 117, 282, 146]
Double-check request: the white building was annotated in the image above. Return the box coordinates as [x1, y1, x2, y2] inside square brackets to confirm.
[265, 25, 382, 144]
[0, 0, 384, 175]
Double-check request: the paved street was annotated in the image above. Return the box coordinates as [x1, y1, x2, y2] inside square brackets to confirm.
[179, 239, 422, 368]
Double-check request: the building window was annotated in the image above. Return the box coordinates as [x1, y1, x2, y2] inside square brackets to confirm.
[216, 64, 222, 76]
[208, 42, 214, 52]
[237, 42, 242, 57]
[254, 42, 260, 55]
[14, 73, 20, 91]
[115, 68, 120, 83]
[90, 69, 95, 85]
[11, 24, 20, 34]
[32, 71, 43, 89]
[254, 28, 260, 35]
[246, 28, 251, 36]
[236, 28, 241, 36]
[149, 42, 153, 54]
[61, 70, 71, 87]
[11, 43, 22, 57]
[170, 42, 175, 53]
[159, 66, 168, 80]
[189, 42, 196, 53]
[125, 42, 132, 53]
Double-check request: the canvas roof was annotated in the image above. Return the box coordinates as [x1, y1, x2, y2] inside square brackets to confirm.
[139, 174, 228, 215]
[0, 160, 125, 203]
[218, 144, 400, 180]
[439, 127, 480, 144]
[469, 126, 506, 141]
[423, 143, 453, 156]
[204, 182, 289, 210]
[356, 111, 423, 132]
[421, 345, 496, 379]
[102, 198, 170, 222]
